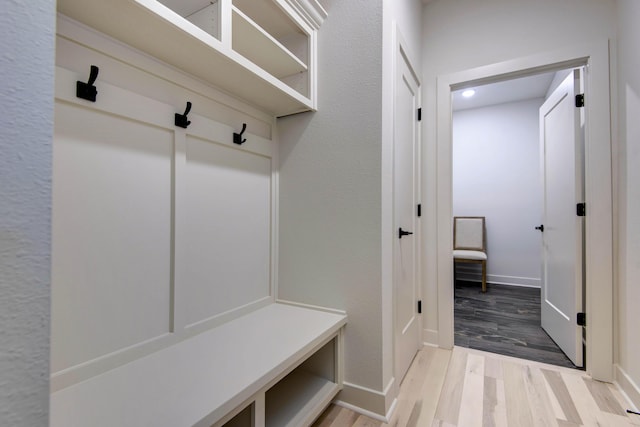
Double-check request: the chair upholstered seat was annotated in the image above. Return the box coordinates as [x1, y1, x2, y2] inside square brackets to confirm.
[453, 249, 487, 261]
[453, 216, 488, 292]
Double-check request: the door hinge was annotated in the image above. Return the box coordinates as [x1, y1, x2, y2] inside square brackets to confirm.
[418, 300, 422, 314]
[417, 108, 422, 121]
[575, 94, 585, 108]
[577, 312, 586, 326]
[417, 204, 422, 217]
[577, 202, 586, 217]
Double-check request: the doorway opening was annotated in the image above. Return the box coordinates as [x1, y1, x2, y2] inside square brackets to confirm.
[435, 42, 613, 382]
[451, 69, 585, 369]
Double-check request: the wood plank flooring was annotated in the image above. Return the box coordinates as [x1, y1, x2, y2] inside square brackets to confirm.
[454, 281, 576, 368]
[313, 346, 640, 427]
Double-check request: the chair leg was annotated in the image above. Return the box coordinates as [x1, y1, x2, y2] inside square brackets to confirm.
[453, 260, 457, 287]
[481, 260, 487, 293]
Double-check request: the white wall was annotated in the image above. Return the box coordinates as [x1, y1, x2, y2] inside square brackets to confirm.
[421, 0, 616, 346]
[277, 0, 385, 407]
[0, 1, 55, 425]
[453, 98, 543, 287]
[278, 0, 423, 416]
[615, 0, 640, 407]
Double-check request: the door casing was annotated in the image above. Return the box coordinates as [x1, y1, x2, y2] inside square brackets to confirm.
[434, 40, 613, 381]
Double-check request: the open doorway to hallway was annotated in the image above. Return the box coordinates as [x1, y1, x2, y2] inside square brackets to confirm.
[451, 69, 583, 369]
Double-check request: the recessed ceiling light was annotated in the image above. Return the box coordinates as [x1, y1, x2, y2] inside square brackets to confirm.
[462, 89, 475, 98]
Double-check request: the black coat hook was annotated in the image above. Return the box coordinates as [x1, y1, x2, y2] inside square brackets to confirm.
[175, 102, 192, 128]
[76, 65, 99, 102]
[233, 123, 247, 145]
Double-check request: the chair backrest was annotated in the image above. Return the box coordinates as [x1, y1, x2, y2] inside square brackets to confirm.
[453, 216, 486, 251]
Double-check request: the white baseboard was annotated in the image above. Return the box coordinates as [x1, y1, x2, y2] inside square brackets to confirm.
[335, 377, 397, 421]
[334, 399, 396, 423]
[455, 269, 540, 288]
[275, 298, 347, 315]
[615, 364, 640, 410]
[423, 328, 439, 347]
[486, 274, 540, 288]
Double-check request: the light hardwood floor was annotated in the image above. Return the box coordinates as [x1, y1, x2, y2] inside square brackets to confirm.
[313, 346, 640, 427]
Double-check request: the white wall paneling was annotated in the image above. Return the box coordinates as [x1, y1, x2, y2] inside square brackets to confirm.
[179, 135, 272, 330]
[51, 66, 276, 391]
[51, 18, 348, 425]
[52, 99, 174, 373]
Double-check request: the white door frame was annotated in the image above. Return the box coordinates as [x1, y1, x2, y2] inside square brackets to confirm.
[435, 40, 613, 381]
[393, 27, 422, 385]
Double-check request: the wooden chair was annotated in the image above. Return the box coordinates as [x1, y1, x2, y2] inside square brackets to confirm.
[453, 216, 487, 292]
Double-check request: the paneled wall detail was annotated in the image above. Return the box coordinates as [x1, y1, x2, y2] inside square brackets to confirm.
[52, 101, 174, 373]
[180, 135, 271, 329]
[51, 66, 275, 389]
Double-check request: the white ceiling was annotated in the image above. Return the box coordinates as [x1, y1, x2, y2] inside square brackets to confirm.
[452, 71, 557, 112]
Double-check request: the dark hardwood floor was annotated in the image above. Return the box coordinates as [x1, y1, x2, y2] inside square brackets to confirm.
[454, 280, 578, 369]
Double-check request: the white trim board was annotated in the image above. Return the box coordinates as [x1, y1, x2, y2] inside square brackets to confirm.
[423, 329, 439, 347]
[276, 298, 348, 316]
[615, 364, 640, 411]
[335, 377, 397, 422]
[333, 399, 397, 424]
[56, 14, 274, 135]
[455, 271, 541, 288]
[435, 40, 614, 382]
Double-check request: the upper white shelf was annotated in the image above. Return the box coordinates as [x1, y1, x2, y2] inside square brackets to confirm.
[57, 0, 317, 116]
[232, 7, 307, 78]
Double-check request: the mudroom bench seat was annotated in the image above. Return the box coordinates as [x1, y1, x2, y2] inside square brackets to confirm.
[50, 303, 346, 427]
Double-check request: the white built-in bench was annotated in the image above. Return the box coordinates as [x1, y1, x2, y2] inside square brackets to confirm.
[50, 303, 347, 427]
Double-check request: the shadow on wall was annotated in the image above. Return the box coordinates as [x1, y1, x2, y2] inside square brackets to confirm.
[276, 111, 315, 165]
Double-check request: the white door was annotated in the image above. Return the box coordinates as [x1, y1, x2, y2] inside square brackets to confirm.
[394, 43, 421, 383]
[539, 70, 584, 367]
